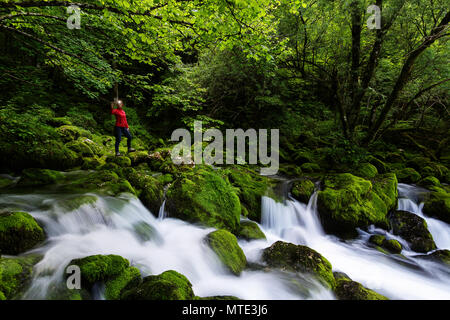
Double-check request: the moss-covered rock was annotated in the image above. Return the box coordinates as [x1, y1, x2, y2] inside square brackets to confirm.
[422, 191, 450, 224]
[106, 155, 131, 167]
[0, 176, 15, 189]
[56, 125, 92, 142]
[418, 176, 441, 189]
[235, 221, 266, 241]
[128, 151, 150, 166]
[81, 156, 105, 170]
[226, 166, 272, 222]
[367, 156, 388, 174]
[55, 195, 98, 212]
[66, 138, 103, 158]
[389, 211, 436, 253]
[371, 173, 399, 212]
[333, 272, 388, 300]
[317, 173, 390, 238]
[68, 254, 141, 300]
[396, 168, 421, 183]
[17, 168, 64, 187]
[205, 230, 247, 275]
[47, 117, 72, 127]
[121, 270, 195, 300]
[166, 167, 241, 232]
[57, 170, 135, 196]
[300, 162, 321, 173]
[368, 234, 385, 246]
[382, 239, 402, 254]
[291, 179, 315, 203]
[262, 241, 335, 289]
[0, 255, 42, 300]
[0, 211, 45, 255]
[415, 250, 450, 266]
[353, 163, 378, 179]
[124, 169, 164, 215]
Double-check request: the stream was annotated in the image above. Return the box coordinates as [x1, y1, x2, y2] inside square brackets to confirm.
[0, 182, 448, 300]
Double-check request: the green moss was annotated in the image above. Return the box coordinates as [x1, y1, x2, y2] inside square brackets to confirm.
[418, 176, 441, 189]
[121, 270, 195, 300]
[416, 250, 450, 266]
[353, 163, 378, 179]
[128, 151, 150, 166]
[166, 167, 241, 232]
[389, 211, 436, 253]
[124, 168, 164, 215]
[317, 173, 390, 238]
[17, 168, 64, 187]
[368, 235, 385, 246]
[236, 221, 266, 240]
[291, 179, 315, 203]
[58, 170, 136, 196]
[396, 168, 421, 183]
[47, 117, 72, 127]
[383, 239, 402, 254]
[56, 125, 92, 142]
[66, 137, 103, 158]
[367, 156, 387, 174]
[68, 254, 130, 286]
[262, 241, 335, 290]
[0, 211, 45, 255]
[56, 195, 98, 212]
[104, 266, 141, 300]
[0, 255, 42, 299]
[300, 162, 321, 173]
[278, 164, 303, 178]
[81, 156, 105, 170]
[371, 173, 398, 212]
[0, 176, 14, 189]
[225, 166, 272, 222]
[423, 191, 450, 224]
[205, 229, 247, 275]
[334, 273, 388, 300]
[106, 155, 131, 167]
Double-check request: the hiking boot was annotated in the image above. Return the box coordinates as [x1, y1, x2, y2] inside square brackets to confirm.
[128, 148, 136, 153]
[116, 152, 122, 157]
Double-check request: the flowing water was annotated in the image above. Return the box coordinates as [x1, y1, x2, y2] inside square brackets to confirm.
[0, 181, 448, 300]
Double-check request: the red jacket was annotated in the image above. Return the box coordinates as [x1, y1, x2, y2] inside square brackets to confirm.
[111, 108, 129, 128]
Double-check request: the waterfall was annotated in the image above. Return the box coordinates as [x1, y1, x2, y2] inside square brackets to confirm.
[259, 186, 450, 300]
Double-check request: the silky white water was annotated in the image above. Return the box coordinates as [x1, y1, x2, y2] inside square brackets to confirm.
[253, 184, 450, 300]
[0, 192, 331, 300]
[0, 181, 448, 300]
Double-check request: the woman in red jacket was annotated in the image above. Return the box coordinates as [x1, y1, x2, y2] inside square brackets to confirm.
[111, 100, 136, 156]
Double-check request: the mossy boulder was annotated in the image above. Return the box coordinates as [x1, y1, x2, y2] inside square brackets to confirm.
[389, 211, 436, 253]
[0, 176, 15, 189]
[236, 221, 266, 241]
[0, 211, 45, 255]
[396, 168, 421, 183]
[291, 179, 315, 203]
[128, 151, 150, 166]
[205, 229, 247, 275]
[124, 169, 164, 215]
[66, 138, 103, 158]
[418, 176, 441, 189]
[166, 167, 241, 232]
[422, 191, 450, 224]
[68, 254, 141, 300]
[226, 166, 272, 222]
[0, 255, 42, 300]
[106, 155, 131, 167]
[56, 125, 92, 142]
[81, 156, 105, 170]
[17, 168, 64, 187]
[367, 156, 387, 174]
[353, 163, 378, 179]
[57, 170, 135, 196]
[262, 241, 335, 289]
[47, 117, 72, 127]
[415, 250, 450, 266]
[368, 235, 402, 254]
[121, 270, 195, 300]
[300, 162, 321, 173]
[371, 173, 399, 212]
[317, 173, 391, 238]
[55, 195, 98, 212]
[333, 272, 388, 300]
